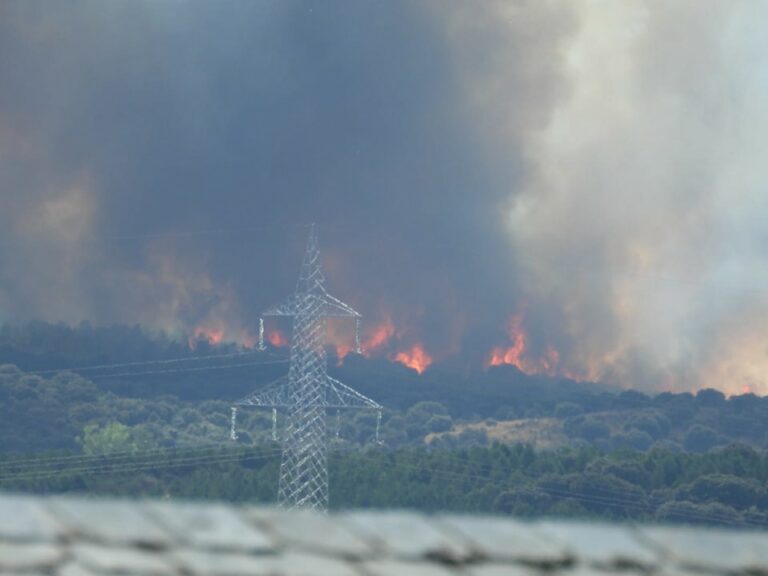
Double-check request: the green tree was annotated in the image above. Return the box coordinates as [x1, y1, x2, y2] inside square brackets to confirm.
[684, 425, 721, 452]
[79, 422, 154, 455]
[404, 402, 452, 441]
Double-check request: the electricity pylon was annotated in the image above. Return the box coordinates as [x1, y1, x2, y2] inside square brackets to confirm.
[231, 224, 381, 512]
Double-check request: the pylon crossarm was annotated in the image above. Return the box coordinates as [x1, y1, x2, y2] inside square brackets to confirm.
[325, 376, 382, 410]
[263, 296, 301, 317]
[234, 376, 291, 408]
[264, 293, 359, 319]
[318, 293, 361, 318]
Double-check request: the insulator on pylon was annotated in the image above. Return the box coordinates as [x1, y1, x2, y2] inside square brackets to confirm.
[335, 410, 341, 439]
[258, 318, 265, 351]
[230, 407, 239, 441]
[272, 408, 278, 441]
[375, 410, 382, 444]
[355, 317, 361, 355]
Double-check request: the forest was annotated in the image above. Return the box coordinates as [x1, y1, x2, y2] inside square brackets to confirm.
[2, 441, 767, 528]
[1, 321, 767, 528]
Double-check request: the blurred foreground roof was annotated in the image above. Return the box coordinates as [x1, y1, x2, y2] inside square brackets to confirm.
[1, 492, 767, 575]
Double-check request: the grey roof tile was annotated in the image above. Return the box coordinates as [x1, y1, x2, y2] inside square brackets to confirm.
[0, 494, 65, 542]
[0, 491, 767, 576]
[341, 511, 473, 562]
[57, 563, 99, 576]
[639, 525, 768, 574]
[247, 507, 373, 558]
[437, 515, 567, 567]
[169, 548, 272, 576]
[556, 568, 622, 576]
[0, 542, 63, 571]
[652, 568, 706, 576]
[173, 549, 360, 576]
[144, 500, 274, 553]
[466, 565, 543, 576]
[70, 543, 176, 575]
[47, 497, 172, 548]
[359, 559, 461, 576]
[266, 552, 361, 576]
[534, 521, 659, 569]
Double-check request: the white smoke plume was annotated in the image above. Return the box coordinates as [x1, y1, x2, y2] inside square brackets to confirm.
[442, 1, 768, 394]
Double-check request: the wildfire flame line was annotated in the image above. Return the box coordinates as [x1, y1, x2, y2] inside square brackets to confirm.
[487, 310, 570, 378]
[390, 344, 432, 374]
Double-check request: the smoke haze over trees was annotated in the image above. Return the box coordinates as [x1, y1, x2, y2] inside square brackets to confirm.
[1, 321, 767, 527]
[1, 322, 766, 457]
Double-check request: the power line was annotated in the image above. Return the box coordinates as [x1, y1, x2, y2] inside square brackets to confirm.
[72, 359, 291, 380]
[2, 441, 761, 528]
[0, 446, 282, 484]
[83, 358, 290, 379]
[0, 442, 237, 473]
[27, 349, 288, 376]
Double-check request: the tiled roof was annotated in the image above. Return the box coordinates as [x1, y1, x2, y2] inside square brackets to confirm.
[1, 492, 767, 575]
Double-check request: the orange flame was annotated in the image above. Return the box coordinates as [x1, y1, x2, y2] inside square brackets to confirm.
[359, 314, 433, 373]
[324, 319, 360, 365]
[330, 334, 353, 365]
[335, 343, 353, 360]
[324, 313, 398, 364]
[488, 312, 527, 369]
[267, 329, 288, 348]
[391, 344, 433, 374]
[188, 316, 259, 350]
[240, 332, 258, 349]
[487, 311, 568, 378]
[361, 315, 396, 355]
[189, 326, 225, 348]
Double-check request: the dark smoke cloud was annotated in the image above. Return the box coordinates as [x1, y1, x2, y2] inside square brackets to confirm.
[0, 0, 570, 350]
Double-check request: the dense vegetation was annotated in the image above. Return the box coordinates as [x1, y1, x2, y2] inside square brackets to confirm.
[1, 442, 767, 528]
[1, 321, 767, 528]
[1, 321, 766, 455]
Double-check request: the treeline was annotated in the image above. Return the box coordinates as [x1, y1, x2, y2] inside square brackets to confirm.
[333, 443, 768, 527]
[1, 315, 768, 528]
[0, 365, 269, 454]
[2, 442, 767, 528]
[1, 321, 767, 445]
[1, 321, 768, 455]
[6, 361, 766, 461]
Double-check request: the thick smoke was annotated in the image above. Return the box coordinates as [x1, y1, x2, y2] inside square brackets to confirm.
[480, 1, 768, 394]
[0, 1, 766, 394]
[0, 0, 532, 348]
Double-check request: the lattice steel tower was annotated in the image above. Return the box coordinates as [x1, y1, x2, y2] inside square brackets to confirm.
[231, 224, 381, 512]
